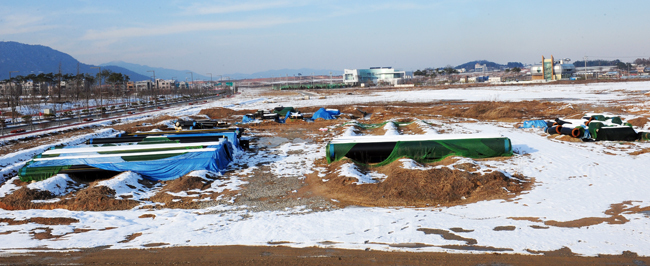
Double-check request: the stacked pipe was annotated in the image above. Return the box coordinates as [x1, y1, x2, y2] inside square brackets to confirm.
[544, 118, 586, 138]
[175, 120, 229, 130]
[541, 115, 647, 142]
[95, 128, 249, 149]
[639, 132, 650, 141]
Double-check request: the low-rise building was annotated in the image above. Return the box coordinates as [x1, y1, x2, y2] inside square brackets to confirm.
[474, 63, 488, 73]
[531, 56, 575, 81]
[343, 67, 406, 86]
[155, 79, 174, 91]
[135, 80, 153, 91]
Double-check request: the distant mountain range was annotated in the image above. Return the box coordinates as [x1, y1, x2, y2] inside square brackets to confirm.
[455, 60, 524, 70]
[100, 61, 212, 81]
[0, 41, 149, 81]
[223, 68, 343, 80]
[3, 41, 522, 82]
[0, 42, 342, 81]
[102, 61, 343, 81]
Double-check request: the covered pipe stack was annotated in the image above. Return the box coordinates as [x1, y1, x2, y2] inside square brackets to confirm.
[327, 134, 512, 166]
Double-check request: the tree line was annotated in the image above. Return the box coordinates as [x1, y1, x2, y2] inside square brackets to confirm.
[0, 69, 214, 124]
[413, 66, 520, 77]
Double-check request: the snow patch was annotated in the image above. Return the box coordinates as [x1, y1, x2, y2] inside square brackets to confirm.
[342, 125, 361, 136]
[383, 122, 400, 135]
[0, 176, 21, 197]
[399, 158, 432, 170]
[187, 170, 248, 194]
[27, 174, 83, 196]
[338, 163, 387, 185]
[416, 120, 439, 134]
[270, 142, 323, 178]
[95, 171, 159, 200]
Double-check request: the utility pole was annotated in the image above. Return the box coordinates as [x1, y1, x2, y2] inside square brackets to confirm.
[329, 71, 332, 87]
[584, 56, 588, 80]
[171, 77, 176, 99]
[77, 63, 81, 122]
[57, 63, 62, 101]
[207, 73, 212, 95]
[90, 66, 101, 118]
[8, 71, 18, 123]
[147, 70, 156, 103]
[186, 72, 194, 96]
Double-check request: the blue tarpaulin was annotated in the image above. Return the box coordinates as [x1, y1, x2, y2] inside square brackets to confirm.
[312, 108, 336, 120]
[22, 141, 234, 181]
[520, 120, 548, 128]
[242, 115, 256, 124]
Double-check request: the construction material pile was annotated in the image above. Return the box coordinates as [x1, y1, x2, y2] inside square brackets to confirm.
[242, 106, 340, 123]
[524, 114, 648, 141]
[174, 119, 229, 130]
[327, 134, 512, 165]
[18, 128, 245, 182]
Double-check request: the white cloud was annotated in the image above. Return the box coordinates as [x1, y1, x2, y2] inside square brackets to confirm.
[80, 18, 298, 41]
[0, 14, 59, 35]
[327, 2, 439, 18]
[181, 1, 296, 15]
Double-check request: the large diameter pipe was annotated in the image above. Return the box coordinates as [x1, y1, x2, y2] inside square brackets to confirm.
[87, 135, 225, 144]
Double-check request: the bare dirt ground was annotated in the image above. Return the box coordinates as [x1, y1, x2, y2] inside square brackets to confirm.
[2, 98, 647, 211]
[1, 245, 648, 266]
[1, 84, 650, 263]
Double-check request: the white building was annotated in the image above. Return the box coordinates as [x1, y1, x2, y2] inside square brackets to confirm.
[474, 63, 488, 73]
[343, 67, 405, 86]
[155, 79, 174, 91]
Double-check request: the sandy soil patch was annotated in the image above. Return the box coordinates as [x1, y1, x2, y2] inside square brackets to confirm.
[301, 158, 529, 208]
[1, 245, 647, 265]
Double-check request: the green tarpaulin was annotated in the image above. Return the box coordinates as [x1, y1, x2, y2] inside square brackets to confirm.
[327, 134, 512, 166]
[272, 107, 296, 116]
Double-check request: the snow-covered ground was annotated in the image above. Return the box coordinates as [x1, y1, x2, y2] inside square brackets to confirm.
[1, 81, 650, 256]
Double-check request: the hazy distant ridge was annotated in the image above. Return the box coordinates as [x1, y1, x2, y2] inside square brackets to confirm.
[100, 61, 211, 81]
[102, 61, 344, 81]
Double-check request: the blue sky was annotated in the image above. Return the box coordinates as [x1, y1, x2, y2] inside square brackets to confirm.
[1, 0, 649, 74]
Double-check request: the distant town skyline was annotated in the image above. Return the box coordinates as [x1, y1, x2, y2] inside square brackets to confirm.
[2, 0, 649, 75]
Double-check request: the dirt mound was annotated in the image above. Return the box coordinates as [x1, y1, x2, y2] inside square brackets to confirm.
[304, 159, 529, 207]
[0, 185, 140, 211]
[549, 135, 585, 143]
[0, 217, 79, 225]
[395, 120, 424, 135]
[325, 101, 605, 123]
[56, 186, 140, 211]
[161, 176, 210, 193]
[246, 119, 340, 142]
[0, 187, 54, 210]
[147, 175, 220, 209]
[198, 107, 255, 119]
[0, 184, 139, 211]
[111, 115, 177, 134]
[628, 117, 649, 128]
[441, 101, 571, 121]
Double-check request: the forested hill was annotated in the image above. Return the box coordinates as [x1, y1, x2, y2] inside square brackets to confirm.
[0, 41, 149, 81]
